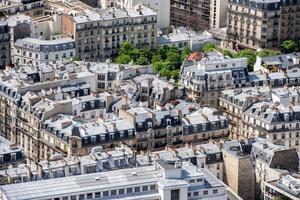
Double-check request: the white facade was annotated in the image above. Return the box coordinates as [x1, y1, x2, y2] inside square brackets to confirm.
[0, 161, 227, 200]
[100, 0, 170, 28]
[13, 37, 76, 66]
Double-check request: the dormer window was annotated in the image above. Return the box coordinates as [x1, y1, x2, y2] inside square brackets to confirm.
[166, 119, 171, 125]
[119, 131, 124, 138]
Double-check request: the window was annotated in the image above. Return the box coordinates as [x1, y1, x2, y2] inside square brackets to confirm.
[194, 191, 199, 196]
[127, 188, 132, 193]
[203, 190, 208, 195]
[103, 191, 109, 196]
[142, 185, 148, 192]
[213, 189, 218, 194]
[87, 193, 93, 198]
[62, 197, 68, 200]
[189, 179, 195, 183]
[150, 185, 156, 190]
[134, 187, 140, 193]
[196, 178, 203, 182]
[71, 196, 76, 200]
[11, 153, 16, 161]
[45, 55, 49, 60]
[0, 155, 3, 163]
[79, 194, 84, 200]
[119, 189, 125, 194]
[171, 189, 180, 200]
[95, 192, 101, 197]
[111, 190, 117, 195]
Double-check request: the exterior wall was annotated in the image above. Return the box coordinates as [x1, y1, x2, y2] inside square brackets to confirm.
[100, 0, 170, 28]
[72, 13, 157, 62]
[0, 1, 44, 18]
[170, 0, 210, 32]
[210, 0, 228, 29]
[0, 22, 10, 69]
[226, 0, 281, 49]
[61, 14, 75, 37]
[13, 46, 76, 66]
[279, 3, 300, 43]
[222, 150, 255, 200]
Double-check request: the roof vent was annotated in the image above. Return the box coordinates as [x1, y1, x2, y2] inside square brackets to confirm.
[131, 172, 137, 176]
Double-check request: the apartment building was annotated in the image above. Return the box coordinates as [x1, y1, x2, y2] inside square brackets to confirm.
[119, 106, 182, 151]
[61, 5, 157, 61]
[219, 86, 272, 138]
[7, 14, 33, 65]
[264, 174, 300, 200]
[279, 0, 300, 42]
[251, 138, 299, 199]
[0, 160, 228, 200]
[210, 0, 228, 29]
[0, 0, 44, 18]
[226, 0, 300, 50]
[180, 51, 249, 107]
[100, 0, 170, 28]
[222, 140, 255, 200]
[0, 20, 10, 69]
[254, 52, 300, 73]
[0, 144, 134, 185]
[13, 37, 76, 66]
[0, 136, 24, 170]
[170, 0, 210, 32]
[181, 107, 229, 143]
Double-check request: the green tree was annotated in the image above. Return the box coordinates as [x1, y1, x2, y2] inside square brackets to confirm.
[181, 47, 191, 61]
[281, 40, 297, 53]
[234, 49, 256, 71]
[166, 52, 181, 69]
[119, 41, 135, 55]
[273, 195, 290, 200]
[141, 48, 153, 61]
[257, 49, 281, 57]
[116, 54, 132, 64]
[135, 56, 150, 65]
[156, 47, 167, 60]
[153, 61, 165, 73]
[128, 48, 142, 62]
[159, 68, 172, 78]
[202, 43, 216, 53]
[152, 54, 162, 63]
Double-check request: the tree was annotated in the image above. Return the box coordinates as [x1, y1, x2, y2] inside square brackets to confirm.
[202, 43, 216, 53]
[281, 40, 297, 53]
[234, 49, 256, 71]
[181, 47, 191, 61]
[166, 52, 181, 69]
[135, 56, 150, 65]
[273, 195, 290, 200]
[119, 41, 135, 55]
[116, 54, 132, 64]
[257, 49, 281, 57]
[151, 54, 162, 63]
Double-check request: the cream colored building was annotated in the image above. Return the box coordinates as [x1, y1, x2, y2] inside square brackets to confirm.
[210, 0, 228, 29]
[100, 0, 170, 28]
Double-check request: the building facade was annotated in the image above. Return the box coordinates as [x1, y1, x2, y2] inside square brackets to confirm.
[210, 0, 228, 29]
[0, 21, 10, 69]
[0, 160, 228, 200]
[61, 5, 157, 61]
[226, 0, 300, 50]
[170, 0, 210, 32]
[100, 0, 170, 28]
[13, 37, 76, 66]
